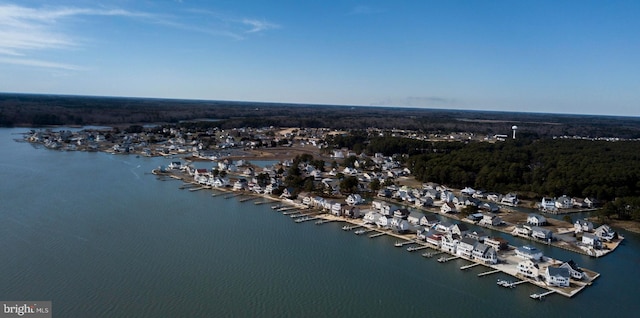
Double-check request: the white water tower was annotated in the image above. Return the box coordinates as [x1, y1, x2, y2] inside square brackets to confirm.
[512, 125, 518, 139]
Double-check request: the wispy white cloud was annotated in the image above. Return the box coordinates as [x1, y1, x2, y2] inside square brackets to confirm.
[372, 96, 455, 107]
[0, 3, 280, 70]
[242, 18, 279, 33]
[0, 56, 85, 70]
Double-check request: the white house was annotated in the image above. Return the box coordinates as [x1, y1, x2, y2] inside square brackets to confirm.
[375, 214, 392, 228]
[346, 194, 364, 206]
[531, 227, 553, 242]
[527, 214, 547, 226]
[517, 259, 540, 279]
[582, 233, 602, 249]
[484, 236, 508, 251]
[419, 214, 439, 227]
[456, 237, 477, 258]
[500, 193, 519, 206]
[472, 243, 497, 264]
[595, 225, 617, 241]
[545, 267, 570, 287]
[555, 195, 572, 209]
[574, 219, 594, 233]
[540, 197, 557, 212]
[390, 217, 411, 234]
[479, 214, 503, 227]
[363, 211, 381, 225]
[441, 235, 459, 254]
[560, 260, 587, 280]
[440, 202, 457, 214]
[515, 245, 543, 261]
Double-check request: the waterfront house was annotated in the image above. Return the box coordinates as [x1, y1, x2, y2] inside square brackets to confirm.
[582, 233, 602, 248]
[456, 237, 477, 258]
[486, 193, 501, 203]
[419, 214, 439, 227]
[393, 208, 410, 219]
[540, 197, 557, 212]
[346, 194, 364, 206]
[527, 214, 547, 226]
[574, 219, 594, 233]
[466, 230, 488, 242]
[416, 227, 432, 241]
[426, 233, 443, 248]
[390, 217, 411, 234]
[584, 197, 598, 208]
[441, 202, 457, 214]
[280, 187, 295, 199]
[479, 213, 503, 227]
[461, 187, 476, 195]
[472, 243, 497, 264]
[415, 197, 434, 208]
[343, 206, 361, 219]
[467, 213, 484, 223]
[531, 227, 553, 242]
[435, 222, 454, 234]
[512, 224, 532, 237]
[479, 202, 500, 213]
[363, 211, 381, 225]
[451, 223, 469, 237]
[407, 211, 423, 225]
[517, 259, 540, 279]
[500, 193, 519, 206]
[545, 267, 570, 287]
[560, 260, 587, 280]
[377, 188, 392, 198]
[376, 214, 391, 228]
[484, 236, 509, 251]
[441, 235, 459, 254]
[441, 191, 455, 203]
[572, 197, 588, 208]
[515, 245, 543, 261]
[595, 225, 617, 241]
[331, 203, 344, 216]
[555, 195, 572, 209]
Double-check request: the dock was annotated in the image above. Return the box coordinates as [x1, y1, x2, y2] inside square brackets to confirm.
[224, 193, 242, 199]
[315, 219, 333, 225]
[342, 225, 360, 231]
[369, 232, 386, 238]
[283, 210, 301, 216]
[407, 245, 430, 252]
[394, 240, 415, 247]
[437, 256, 459, 263]
[530, 290, 555, 300]
[354, 228, 373, 235]
[188, 186, 207, 191]
[422, 250, 444, 258]
[477, 269, 501, 277]
[238, 196, 257, 202]
[460, 263, 481, 270]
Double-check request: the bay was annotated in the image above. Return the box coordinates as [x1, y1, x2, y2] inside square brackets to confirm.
[1, 128, 639, 317]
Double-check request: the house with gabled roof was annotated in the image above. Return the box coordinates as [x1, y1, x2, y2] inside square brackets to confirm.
[555, 195, 572, 209]
[582, 233, 602, 249]
[451, 223, 469, 236]
[574, 219, 594, 233]
[545, 267, 570, 287]
[484, 236, 508, 251]
[540, 197, 557, 212]
[527, 214, 547, 226]
[346, 193, 364, 206]
[479, 213, 503, 227]
[595, 225, 617, 241]
[472, 243, 497, 264]
[516, 245, 543, 261]
[560, 260, 587, 280]
[457, 237, 477, 258]
[407, 211, 423, 225]
[531, 227, 553, 242]
[517, 259, 540, 279]
[440, 202, 457, 214]
[419, 214, 439, 227]
[390, 217, 411, 234]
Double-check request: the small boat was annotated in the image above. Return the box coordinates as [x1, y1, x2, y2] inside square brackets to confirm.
[437, 257, 446, 263]
[394, 241, 403, 247]
[355, 229, 366, 235]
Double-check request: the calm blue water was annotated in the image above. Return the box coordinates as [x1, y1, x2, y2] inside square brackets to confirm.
[1, 128, 639, 317]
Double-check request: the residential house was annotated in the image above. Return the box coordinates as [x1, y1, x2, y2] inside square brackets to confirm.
[393, 208, 410, 219]
[484, 236, 509, 251]
[414, 197, 434, 208]
[479, 214, 503, 227]
[466, 230, 488, 242]
[363, 211, 381, 225]
[233, 178, 249, 191]
[441, 235, 459, 254]
[515, 245, 543, 261]
[467, 213, 484, 223]
[595, 225, 617, 241]
[440, 202, 457, 214]
[407, 211, 424, 225]
[555, 195, 572, 209]
[512, 224, 532, 237]
[451, 223, 469, 237]
[426, 233, 444, 248]
[574, 219, 594, 233]
[343, 206, 361, 219]
[435, 222, 454, 234]
[517, 259, 540, 279]
[572, 197, 588, 208]
[584, 197, 598, 208]
[472, 243, 497, 264]
[331, 203, 344, 216]
[419, 215, 439, 228]
[540, 197, 558, 212]
[346, 194, 364, 206]
[390, 217, 411, 234]
[280, 187, 295, 199]
[457, 237, 477, 258]
[560, 260, 587, 280]
[486, 193, 501, 202]
[527, 214, 547, 226]
[531, 227, 553, 242]
[479, 202, 500, 213]
[582, 233, 602, 249]
[545, 267, 570, 287]
[500, 193, 519, 206]
[375, 214, 392, 228]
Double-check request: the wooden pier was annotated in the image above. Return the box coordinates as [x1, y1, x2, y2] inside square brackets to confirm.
[477, 269, 500, 277]
[238, 196, 257, 202]
[407, 245, 430, 252]
[369, 232, 386, 238]
[530, 290, 555, 300]
[460, 263, 481, 270]
[394, 240, 415, 247]
[437, 256, 460, 263]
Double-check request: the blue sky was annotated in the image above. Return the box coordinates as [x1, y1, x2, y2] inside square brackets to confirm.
[1, 0, 638, 116]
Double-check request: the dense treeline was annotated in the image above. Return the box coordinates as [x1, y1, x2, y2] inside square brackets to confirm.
[406, 139, 640, 202]
[3, 93, 640, 138]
